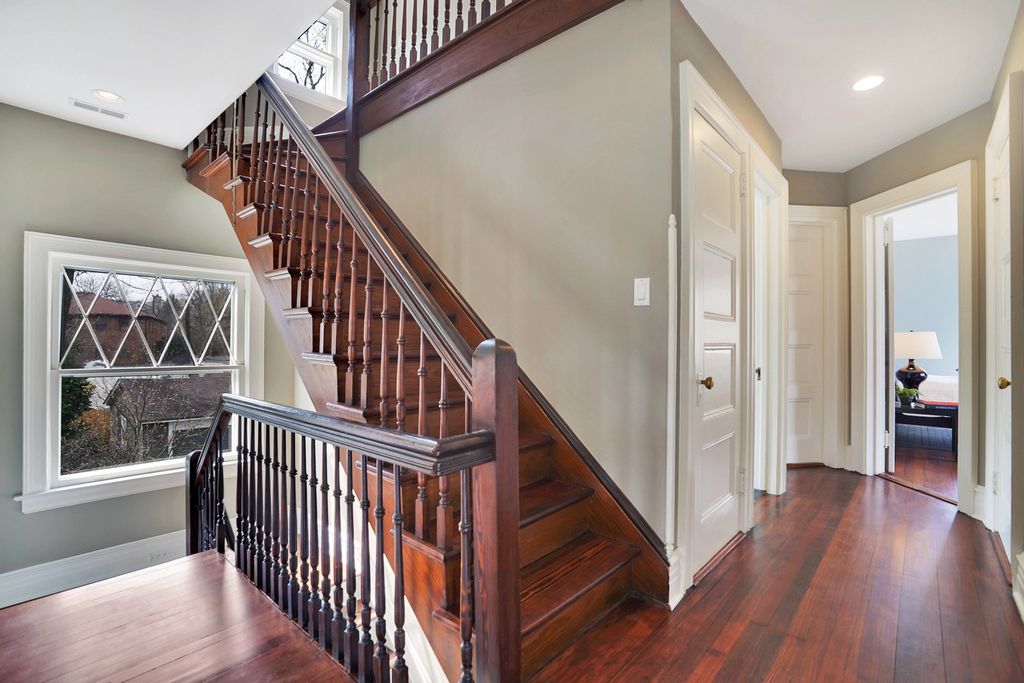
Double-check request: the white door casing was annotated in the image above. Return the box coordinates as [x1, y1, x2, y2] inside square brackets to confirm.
[786, 207, 847, 468]
[690, 109, 744, 578]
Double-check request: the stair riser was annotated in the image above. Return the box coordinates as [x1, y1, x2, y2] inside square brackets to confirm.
[520, 501, 588, 569]
[519, 445, 552, 487]
[522, 565, 632, 679]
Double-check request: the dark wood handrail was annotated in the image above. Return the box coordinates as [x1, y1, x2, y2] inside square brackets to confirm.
[214, 393, 494, 475]
[255, 74, 475, 393]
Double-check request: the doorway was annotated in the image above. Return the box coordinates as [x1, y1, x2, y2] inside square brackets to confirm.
[848, 161, 975, 515]
[879, 193, 960, 503]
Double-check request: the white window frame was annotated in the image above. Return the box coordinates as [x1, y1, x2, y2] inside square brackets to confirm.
[269, 5, 348, 107]
[20, 232, 265, 513]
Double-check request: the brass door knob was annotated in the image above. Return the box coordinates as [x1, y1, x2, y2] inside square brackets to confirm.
[697, 376, 714, 390]
[999, 376, 1012, 390]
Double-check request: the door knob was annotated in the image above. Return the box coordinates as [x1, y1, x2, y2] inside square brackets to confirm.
[697, 376, 714, 390]
[998, 376, 1012, 390]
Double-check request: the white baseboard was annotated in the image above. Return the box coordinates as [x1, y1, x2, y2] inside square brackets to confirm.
[0, 530, 186, 608]
[1013, 552, 1024, 624]
[972, 484, 994, 529]
[667, 544, 688, 608]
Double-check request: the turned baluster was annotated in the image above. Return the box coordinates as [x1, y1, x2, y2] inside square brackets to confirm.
[247, 417, 258, 580]
[308, 179, 323, 312]
[254, 419, 266, 589]
[400, 0, 410, 71]
[358, 452, 374, 681]
[468, 0, 477, 29]
[230, 96, 240, 185]
[263, 423, 274, 595]
[238, 92, 246, 166]
[331, 216, 346, 357]
[270, 426, 282, 604]
[436, 365, 454, 550]
[298, 170, 313, 309]
[360, 259, 375, 409]
[431, 0, 441, 50]
[251, 94, 266, 221]
[236, 415, 248, 573]
[276, 139, 294, 275]
[481, 0, 491, 20]
[395, 303, 407, 431]
[443, 0, 451, 43]
[389, 0, 399, 79]
[345, 224, 360, 404]
[331, 446, 345, 661]
[344, 448, 359, 670]
[379, 280, 391, 427]
[319, 442, 333, 651]
[458, 468, 474, 683]
[373, 456, 390, 683]
[455, 0, 464, 37]
[286, 146, 304, 269]
[420, 0, 429, 58]
[277, 427, 291, 610]
[308, 439, 322, 640]
[299, 436, 311, 628]
[262, 114, 280, 237]
[496, 0, 505, 11]
[319, 199, 336, 355]
[219, 109, 228, 154]
[392, 466, 409, 683]
[372, 0, 383, 88]
[415, 331, 429, 538]
[287, 431, 299, 619]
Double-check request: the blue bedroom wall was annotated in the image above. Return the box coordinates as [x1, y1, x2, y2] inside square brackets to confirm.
[893, 235, 959, 376]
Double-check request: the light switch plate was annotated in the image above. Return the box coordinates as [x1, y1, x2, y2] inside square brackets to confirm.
[633, 277, 650, 306]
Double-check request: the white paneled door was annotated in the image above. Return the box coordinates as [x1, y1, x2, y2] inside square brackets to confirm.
[786, 223, 825, 463]
[991, 134, 1012, 556]
[691, 111, 744, 576]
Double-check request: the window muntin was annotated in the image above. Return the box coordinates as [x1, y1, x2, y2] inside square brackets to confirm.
[271, 7, 345, 100]
[55, 267, 241, 480]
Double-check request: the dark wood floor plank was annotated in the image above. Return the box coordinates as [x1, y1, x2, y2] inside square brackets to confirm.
[0, 551, 352, 683]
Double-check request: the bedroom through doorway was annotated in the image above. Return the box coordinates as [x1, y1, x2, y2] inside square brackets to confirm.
[881, 191, 960, 503]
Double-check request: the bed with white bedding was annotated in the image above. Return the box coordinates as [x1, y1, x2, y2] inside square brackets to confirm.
[917, 375, 959, 404]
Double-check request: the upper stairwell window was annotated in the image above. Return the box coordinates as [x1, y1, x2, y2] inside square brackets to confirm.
[20, 233, 265, 513]
[270, 5, 347, 104]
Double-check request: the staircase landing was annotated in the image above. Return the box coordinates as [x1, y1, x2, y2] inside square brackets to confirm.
[0, 552, 351, 682]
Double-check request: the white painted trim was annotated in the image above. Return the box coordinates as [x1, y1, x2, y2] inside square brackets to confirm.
[21, 232, 264, 513]
[787, 206, 849, 470]
[671, 61, 782, 604]
[0, 530, 186, 608]
[751, 148, 789, 498]
[848, 161, 976, 516]
[665, 213, 679, 560]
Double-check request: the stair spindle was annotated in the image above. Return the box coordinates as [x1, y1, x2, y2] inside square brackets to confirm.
[331, 216, 346, 357]
[392, 466, 409, 683]
[379, 279, 391, 427]
[390, 0, 399, 80]
[247, 417, 258, 580]
[299, 436, 311, 628]
[395, 302, 407, 431]
[308, 178, 323, 311]
[401, 0, 410, 71]
[319, 441, 333, 651]
[345, 224, 360, 404]
[481, 0, 491, 20]
[372, 0, 383, 88]
[455, 0, 464, 36]
[344, 448, 359, 670]
[263, 114, 281, 238]
[361, 258, 375, 409]
[298, 166, 313, 308]
[458, 468, 475, 682]
[282, 139, 299, 273]
[436, 364, 454, 550]
[254, 419, 266, 589]
[468, 0, 477, 29]
[288, 431, 300, 620]
[332, 446, 345, 661]
[442, 0, 451, 44]
[263, 423, 274, 594]
[320, 199, 336, 354]
[277, 427, 291, 610]
[270, 426, 282, 604]
[415, 330, 429, 538]
[358, 451, 374, 681]
[252, 95, 267, 227]
[420, 0, 429, 58]
[308, 439, 322, 640]
[373, 456, 391, 682]
[431, 0, 441, 50]
[236, 415, 248, 573]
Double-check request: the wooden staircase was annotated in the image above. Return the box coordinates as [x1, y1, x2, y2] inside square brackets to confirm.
[183, 2, 666, 678]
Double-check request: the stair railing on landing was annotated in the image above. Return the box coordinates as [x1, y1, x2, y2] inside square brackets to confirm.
[187, 341, 519, 682]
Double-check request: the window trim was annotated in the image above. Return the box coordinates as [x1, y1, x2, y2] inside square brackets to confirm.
[20, 232, 265, 513]
[269, 5, 347, 103]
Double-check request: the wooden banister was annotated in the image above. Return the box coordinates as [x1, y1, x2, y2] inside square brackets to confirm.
[255, 74, 474, 393]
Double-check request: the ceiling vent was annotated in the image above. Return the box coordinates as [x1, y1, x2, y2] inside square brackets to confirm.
[69, 98, 127, 119]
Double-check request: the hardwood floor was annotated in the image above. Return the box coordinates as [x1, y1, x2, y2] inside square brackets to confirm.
[536, 468, 1024, 682]
[0, 551, 351, 682]
[891, 424, 958, 502]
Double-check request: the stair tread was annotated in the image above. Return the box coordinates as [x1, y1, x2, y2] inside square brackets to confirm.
[520, 533, 638, 636]
[519, 479, 591, 527]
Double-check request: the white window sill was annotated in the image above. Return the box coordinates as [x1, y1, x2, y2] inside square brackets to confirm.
[269, 72, 345, 112]
[16, 461, 237, 514]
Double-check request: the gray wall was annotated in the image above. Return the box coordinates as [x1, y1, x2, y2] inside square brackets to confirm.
[782, 170, 847, 207]
[0, 103, 295, 573]
[360, 0, 781, 538]
[893, 236, 960, 377]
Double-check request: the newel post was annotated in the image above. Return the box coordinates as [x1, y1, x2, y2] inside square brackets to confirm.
[471, 339, 521, 682]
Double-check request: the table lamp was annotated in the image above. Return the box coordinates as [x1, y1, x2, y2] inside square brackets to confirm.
[894, 331, 942, 391]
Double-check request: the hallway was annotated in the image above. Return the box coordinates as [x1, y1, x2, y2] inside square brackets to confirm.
[538, 468, 1024, 682]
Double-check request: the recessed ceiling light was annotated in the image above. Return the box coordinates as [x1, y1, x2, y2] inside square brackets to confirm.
[92, 89, 124, 104]
[852, 75, 884, 92]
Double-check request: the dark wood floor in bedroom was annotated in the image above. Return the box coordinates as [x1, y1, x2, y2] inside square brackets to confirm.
[535, 468, 1024, 682]
[890, 423, 959, 502]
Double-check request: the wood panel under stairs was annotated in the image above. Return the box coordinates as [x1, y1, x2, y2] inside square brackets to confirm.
[185, 126, 668, 679]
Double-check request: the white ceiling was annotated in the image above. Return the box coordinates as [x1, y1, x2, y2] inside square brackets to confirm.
[888, 191, 958, 242]
[683, 0, 1021, 172]
[0, 0, 333, 149]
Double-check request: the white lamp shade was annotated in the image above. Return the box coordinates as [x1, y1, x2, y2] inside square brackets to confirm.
[895, 331, 942, 360]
